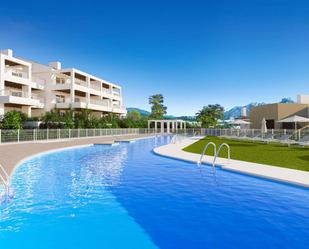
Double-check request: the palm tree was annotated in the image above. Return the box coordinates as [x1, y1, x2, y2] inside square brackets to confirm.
[149, 94, 167, 119]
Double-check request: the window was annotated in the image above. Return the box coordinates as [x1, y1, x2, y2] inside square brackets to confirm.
[56, 95, 65, 103]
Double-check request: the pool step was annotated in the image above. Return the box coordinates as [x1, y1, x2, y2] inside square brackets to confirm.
[114, 139, 136, 143]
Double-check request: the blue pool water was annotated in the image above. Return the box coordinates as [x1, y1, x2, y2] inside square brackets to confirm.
[0, 136, 308, 249]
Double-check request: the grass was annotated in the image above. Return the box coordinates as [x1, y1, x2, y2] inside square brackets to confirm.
[183, 136, 309, 172]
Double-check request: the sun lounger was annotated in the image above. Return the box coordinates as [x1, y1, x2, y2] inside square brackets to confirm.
[272, 134, 296, 145]
[295, 135, 309, 146]
[257, 133, 274, 143]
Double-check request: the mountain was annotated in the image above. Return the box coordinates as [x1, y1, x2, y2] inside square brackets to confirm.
[126, 107, 150, 116]
[224, 97, 294, 120]
[126, 108, 196, 120]
[224, 103, 265, 120]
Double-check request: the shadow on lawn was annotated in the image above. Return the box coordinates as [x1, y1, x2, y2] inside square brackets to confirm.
[297, 155, 309, 162]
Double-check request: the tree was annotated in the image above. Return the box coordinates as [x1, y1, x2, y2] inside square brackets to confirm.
[149, 94, 167, 119]
[63, 109, 74, 128]
[1, 111, 23, 129]
[196, 104, 224, 128]
[40, 109, 64, 128]
[126, 110, 141, 121]
[74, 109, 92, 128]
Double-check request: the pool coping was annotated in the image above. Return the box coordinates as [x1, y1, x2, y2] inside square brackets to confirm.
[153, 137, 309, 188]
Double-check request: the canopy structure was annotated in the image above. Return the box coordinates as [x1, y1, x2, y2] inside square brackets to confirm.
[277, 115, 309, 123]
[147, 119, 186, 133]
[277, 115, 309, 130]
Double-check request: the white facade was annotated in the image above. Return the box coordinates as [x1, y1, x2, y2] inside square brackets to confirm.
[0, 49, 126, 117]
[297, 94, 309, 104]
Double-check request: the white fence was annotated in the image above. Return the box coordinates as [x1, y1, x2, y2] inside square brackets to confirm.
[0, 128, 157, 144]
[191, 128, 307, 141]
[0, 128, 307, 144]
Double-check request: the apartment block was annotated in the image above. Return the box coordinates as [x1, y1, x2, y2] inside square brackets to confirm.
[0, 49, 126, 118]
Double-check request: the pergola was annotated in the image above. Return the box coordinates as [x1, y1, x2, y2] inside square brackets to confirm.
[147, 119, 186, 133]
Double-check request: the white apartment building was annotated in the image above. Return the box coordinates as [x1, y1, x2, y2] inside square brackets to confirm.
[0, 49, 126, 118]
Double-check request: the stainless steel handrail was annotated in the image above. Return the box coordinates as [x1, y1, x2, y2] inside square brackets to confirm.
[197, 142, 217, 167]
[213, 143, 230, 166]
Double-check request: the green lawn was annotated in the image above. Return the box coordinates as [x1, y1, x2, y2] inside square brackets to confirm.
[183, 136, 309, 172]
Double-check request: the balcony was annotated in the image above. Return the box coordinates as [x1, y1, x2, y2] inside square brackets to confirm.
[112, 104, 126, 114]
[5, 68, 29, 80]
[0, 89, 41, 107]
[90, 99, 109, 106]
[74, 78, 88, 87]
[1, 89, 29, 98]
[31, 94, 45, 108]
[55, 98, 87, 109]
[102, 88, 112, 95]
[90, 84, 101, 91]
[32, 77, 45, 89]
[56, 78, 71, 85]
[112, 88, 121, 96]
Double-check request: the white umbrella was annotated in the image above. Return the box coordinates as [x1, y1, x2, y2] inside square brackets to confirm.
[261, 117, 267, 135]
[229, 119, 251, 125]
[277, 115, 309, 130]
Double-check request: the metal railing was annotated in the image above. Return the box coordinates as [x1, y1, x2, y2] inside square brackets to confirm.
[197, 142, 217, 167]
[213, 143, 230, 166]
[0, 128, 157, 144]
[197, 141, 230, 173]
[189, 128, 303, 141]
[0, 127, 306, 145]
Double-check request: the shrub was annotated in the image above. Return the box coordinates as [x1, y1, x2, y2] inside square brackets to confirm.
[0, 111, 23, 129]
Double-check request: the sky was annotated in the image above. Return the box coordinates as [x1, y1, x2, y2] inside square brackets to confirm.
[0, 0, 309, 116]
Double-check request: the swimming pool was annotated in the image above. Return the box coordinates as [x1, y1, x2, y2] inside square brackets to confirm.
[0, 136, 308, 249]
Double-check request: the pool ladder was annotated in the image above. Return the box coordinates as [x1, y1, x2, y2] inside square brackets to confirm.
[0, 163, 11, 202]
[170, 134, 186, 144]
[197, 142, 230, 171]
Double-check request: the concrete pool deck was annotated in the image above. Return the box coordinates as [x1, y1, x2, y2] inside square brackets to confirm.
[153, 137, 309, 188]
[0, 134, 155, 176]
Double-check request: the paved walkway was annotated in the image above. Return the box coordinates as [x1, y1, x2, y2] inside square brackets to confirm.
[153, 137, 309, 188]
[0, 134, 154, 176]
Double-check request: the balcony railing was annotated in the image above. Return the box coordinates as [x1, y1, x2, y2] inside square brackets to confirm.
[0, 89, 29, 98]
[5, 68, 28, 79]
[102, 88, 112, 94]
[74, 98, 89, 104]
[90, 99, 109, 106]
[74, 78, 88, 87]
[112, 89, 121, 96]
[112, 104, 126, 110]
[90, 84, 101, 91]
[31, 94, 44, 103]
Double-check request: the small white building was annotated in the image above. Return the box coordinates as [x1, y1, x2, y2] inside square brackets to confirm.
[0, 49, 126, 118]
